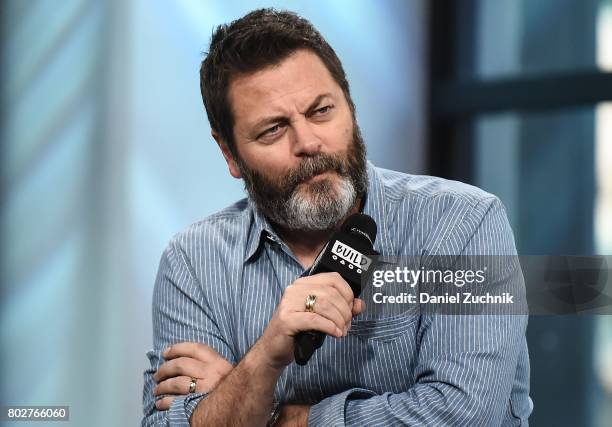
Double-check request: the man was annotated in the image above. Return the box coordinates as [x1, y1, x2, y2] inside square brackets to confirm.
[142, 8, 532, 426]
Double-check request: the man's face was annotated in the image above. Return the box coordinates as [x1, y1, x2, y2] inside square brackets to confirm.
[222, 49, 367, 231]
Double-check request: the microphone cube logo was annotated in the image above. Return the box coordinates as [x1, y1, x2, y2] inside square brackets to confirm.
[331, 241, 373, 272]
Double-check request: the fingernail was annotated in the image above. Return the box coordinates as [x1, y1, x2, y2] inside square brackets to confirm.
[335, 327, 342, 337]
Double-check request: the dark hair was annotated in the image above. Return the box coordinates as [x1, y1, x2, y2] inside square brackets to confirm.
[200, 8, 355, 156]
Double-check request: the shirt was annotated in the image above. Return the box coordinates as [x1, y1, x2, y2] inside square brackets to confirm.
[142, 162, 532, 426]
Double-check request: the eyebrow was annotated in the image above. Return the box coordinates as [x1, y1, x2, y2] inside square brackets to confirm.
[251, 93, 333, 132]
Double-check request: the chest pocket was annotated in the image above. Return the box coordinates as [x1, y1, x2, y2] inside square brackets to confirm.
[316, 314, 420, 396]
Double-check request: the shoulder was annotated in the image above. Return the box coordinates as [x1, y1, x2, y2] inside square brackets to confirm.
[374, 166, 504, 227]
[374, 165, 497, 208]
[371, 166, 511, 255]
[161, 198, 251, 275]
[171, 198, 249, 246]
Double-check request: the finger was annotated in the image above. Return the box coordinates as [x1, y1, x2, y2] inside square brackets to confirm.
[155, 396, 175, 411]
[291, 312, 343, 338]
[154, 374, 227, 398]
[299, 272, 354, 305]
[308, 295, 348, 334]
[317, 282, 354, 329]
[164, 342, 230, 365]
[351, 298, 366, 316]
[154, 357, 206, 382]
[325, 272, 355, 305]
[154, 376, 192, 396]
[323, 286, 353, 324]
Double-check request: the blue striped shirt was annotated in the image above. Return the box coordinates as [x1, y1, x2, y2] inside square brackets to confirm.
[142, 162, 532, 426]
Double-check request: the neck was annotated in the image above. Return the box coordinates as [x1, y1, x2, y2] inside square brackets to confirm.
[274, 199, 362, 269]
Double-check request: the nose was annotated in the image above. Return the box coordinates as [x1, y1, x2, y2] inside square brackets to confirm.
[291, 119, 322, 157]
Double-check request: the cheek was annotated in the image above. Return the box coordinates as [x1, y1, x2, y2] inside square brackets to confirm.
[239, 143, 292, 175]
[332, 109, 355, 148]
[332, 120, 353, 150]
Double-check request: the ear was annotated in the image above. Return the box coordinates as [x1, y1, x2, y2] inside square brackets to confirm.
[212, 130, 242, 179]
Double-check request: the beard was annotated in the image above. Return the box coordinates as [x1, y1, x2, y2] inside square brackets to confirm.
[235, 122, 368, 232]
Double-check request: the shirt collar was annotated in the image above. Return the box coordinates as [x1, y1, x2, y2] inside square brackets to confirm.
[243, 160, 393, 263]
[244, 199, 278, 263]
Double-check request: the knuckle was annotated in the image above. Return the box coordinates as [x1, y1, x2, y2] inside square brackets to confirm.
[315, 297, 327, 310]
[283, 285, 297, 297]
[174, 362, 183, 375]
[277, 307, 290, 320]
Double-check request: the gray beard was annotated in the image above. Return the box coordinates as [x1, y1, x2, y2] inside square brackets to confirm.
[235, 123, 368, 232]
[271, 173, 357, 230]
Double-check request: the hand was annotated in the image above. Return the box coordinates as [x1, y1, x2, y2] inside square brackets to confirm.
[256, 272, 365, 370]
[153, 342, 233, 410]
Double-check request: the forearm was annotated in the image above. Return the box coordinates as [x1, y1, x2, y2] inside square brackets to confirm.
[189, 340, 283, 426]
[310, 375, 511, 426]
[309, 316, 527, 426]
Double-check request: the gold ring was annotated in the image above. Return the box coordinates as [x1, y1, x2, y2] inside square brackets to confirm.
[189, 377, 197, 393]
[305, 294, 317, 313]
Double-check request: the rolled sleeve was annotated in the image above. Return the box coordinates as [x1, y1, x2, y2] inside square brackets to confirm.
[308, 389, 376, 427]
[142, 240, 236, 426]
[166, 393, 206, 427]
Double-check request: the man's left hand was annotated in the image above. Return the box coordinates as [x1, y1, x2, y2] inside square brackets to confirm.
[153, 342, 233, 410]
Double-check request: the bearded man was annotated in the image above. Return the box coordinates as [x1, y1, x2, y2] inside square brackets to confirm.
[142, 8, 532, 427]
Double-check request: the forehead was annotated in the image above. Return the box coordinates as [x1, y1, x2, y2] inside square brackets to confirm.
[228, 49, 343, 126]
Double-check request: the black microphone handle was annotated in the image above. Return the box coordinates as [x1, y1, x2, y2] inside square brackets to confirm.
[294, 260, 335, 366]
[294, 268, 361, 366]
[294, 330, 325, 365]
[293, 214, 378, 366]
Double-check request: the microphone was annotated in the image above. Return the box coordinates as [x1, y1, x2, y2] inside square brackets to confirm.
[294, 213, 379, 365]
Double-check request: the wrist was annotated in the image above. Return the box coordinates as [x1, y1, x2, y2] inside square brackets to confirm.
[249, 337, 289, 374]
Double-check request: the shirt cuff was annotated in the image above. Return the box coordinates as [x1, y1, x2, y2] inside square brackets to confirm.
[166, 393, 205, 426]
[307, 388, 375, 427]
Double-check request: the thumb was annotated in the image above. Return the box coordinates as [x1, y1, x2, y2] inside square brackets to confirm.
[351, 298, 366, 316]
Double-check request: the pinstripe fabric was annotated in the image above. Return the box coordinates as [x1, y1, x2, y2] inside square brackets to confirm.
[142, 162, 532, 426]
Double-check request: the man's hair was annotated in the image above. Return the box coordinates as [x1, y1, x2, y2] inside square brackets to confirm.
[200, 8, 356, 156]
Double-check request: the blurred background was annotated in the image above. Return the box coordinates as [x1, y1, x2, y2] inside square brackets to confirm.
[0, 0, 610, 425]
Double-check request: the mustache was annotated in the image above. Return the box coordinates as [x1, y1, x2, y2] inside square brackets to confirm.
[283, 153, 347, 190]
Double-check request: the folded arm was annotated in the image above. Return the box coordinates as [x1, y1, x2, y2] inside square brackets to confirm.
[308, 197, 529, 426]
[142, 241, 237, 426]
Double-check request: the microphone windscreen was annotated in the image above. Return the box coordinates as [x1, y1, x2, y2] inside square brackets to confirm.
[341, 213, 377, 245]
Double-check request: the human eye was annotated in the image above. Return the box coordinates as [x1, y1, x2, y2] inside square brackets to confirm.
[257, 123, 286, 141]
[313, 104, 334, 116]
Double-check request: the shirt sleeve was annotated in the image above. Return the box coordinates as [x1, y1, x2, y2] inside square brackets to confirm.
[308, 197, 529, 426]
[142, 239, 237, 426]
